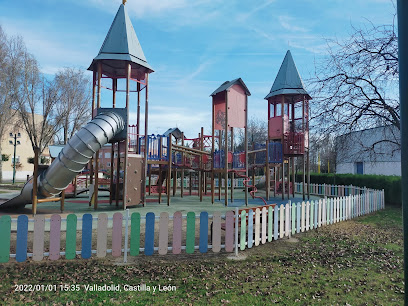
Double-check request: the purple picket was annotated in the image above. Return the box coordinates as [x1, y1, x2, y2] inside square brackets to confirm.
[49, 214, 61, 261]
[33, 215, 45, 262]
[172, 211, 182, 254]
[225, 211, 234, 252]
[112, 212, 123, 257]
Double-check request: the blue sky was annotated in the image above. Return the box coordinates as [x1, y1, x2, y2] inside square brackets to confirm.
[0, 0, 396, 138]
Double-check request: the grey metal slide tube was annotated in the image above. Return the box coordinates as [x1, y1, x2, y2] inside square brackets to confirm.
[39, 111, 124, 197]
[1, 111, 124, 208]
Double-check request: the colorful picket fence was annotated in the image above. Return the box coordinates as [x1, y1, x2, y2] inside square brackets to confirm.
[294, 182, 382, 198]
[0, 189, 385, 263]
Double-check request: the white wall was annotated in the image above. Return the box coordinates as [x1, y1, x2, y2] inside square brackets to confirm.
[2, 171, 32, 181]
[336, 161, 401, 176]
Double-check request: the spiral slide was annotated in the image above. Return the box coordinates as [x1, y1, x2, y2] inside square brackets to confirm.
[0, 111, 125, 209]
[230, 170, 267, 205]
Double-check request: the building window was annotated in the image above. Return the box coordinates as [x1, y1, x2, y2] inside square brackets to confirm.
[105, 152, 111, 158]
[107, 162, 111, 167]
[355, 162, 364, 175]
[114, 153, 118, 158]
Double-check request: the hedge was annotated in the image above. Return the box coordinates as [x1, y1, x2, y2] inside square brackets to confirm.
[295, 173, 401, 206]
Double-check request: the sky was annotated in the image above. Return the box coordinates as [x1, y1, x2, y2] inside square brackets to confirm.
[0, 0, 397, 139]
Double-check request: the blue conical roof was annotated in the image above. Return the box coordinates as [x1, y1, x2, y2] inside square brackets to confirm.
[265, 50, 309, 99]
[88, 4, 153, 77]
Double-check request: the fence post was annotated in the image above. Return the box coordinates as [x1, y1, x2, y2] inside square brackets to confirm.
[123, 209, 130, 263]
[235, 207, 239, 257]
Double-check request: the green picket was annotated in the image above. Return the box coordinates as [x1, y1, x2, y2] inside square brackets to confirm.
[130, 212, 140, 256]
[65, 214, 77, 260]
[0, 216, 11, 263]
[186, 212, 195, 254]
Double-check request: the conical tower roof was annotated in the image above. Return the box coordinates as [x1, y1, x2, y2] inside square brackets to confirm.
[88, 4, 153, 78]
[265, 50, 310, 99]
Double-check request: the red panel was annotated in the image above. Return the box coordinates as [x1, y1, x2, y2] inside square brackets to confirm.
[227, 85, 246, 129]
[283, 132, 305, 155]
[213, 94, 226, 130]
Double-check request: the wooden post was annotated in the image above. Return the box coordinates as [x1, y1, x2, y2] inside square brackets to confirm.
[230, 127, 234, 203]
[281, 97, 285, 200]
[181, 132, 185, 198]
[292, 157, 295, 198]
[94, 62, 102, 210]
[211, 102, 215, 204]
[158, 165, 162, 203]
[218, 172, 221, 200]
[167, 133, 172, 206]
[73, 176, 77, 198]
[302, 97, 306, 201]
[244, 94, 248, 206]
[122, 63, 131, 209]
[116, 142, 120, 207]
[287, 157, 291, 200]
[110, 78, 116, 205]
[142, 73, 149, 207]
[224, 91, 229, 207]
[148, 165, 152, 195]
[136, 82, 141, 153]
[189, 171, 192, 195]
[199, 128, 204, 202]
[60, 190, 65, 213]
[173, 139, 177, 197]
[266, 139, 270, 201]
[273, 166, 276, 197]
[32, 147, 39, 216]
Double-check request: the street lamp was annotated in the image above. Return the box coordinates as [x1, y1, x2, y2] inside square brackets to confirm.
[9, 132, 21, 184]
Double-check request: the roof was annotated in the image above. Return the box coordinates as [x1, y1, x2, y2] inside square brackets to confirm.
[163, 127, 183, 139]
[88, 4, 153, 77]
[265, 50, 310, 99]
[210, 78, 251, 97]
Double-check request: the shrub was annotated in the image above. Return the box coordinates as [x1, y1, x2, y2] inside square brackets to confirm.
[296, 173, 401, 206]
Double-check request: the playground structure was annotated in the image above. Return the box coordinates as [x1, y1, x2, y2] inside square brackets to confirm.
[0, 3, 312, 213]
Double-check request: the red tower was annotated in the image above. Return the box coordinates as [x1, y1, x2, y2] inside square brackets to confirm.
[265, 50, 311, 200]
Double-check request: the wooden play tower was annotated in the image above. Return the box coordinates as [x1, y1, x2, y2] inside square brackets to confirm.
[210, 78, 251, 206]
[264, 50, 311, 200]
[88, 2, 153, 209]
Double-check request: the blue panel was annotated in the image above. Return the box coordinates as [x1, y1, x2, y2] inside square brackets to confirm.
[268, 142, 283, 163]
[16, 215, 28, 263]
[296, 203, 300, 233]
[273, 207, 278, 240]
[248, 210, 253, 248]
[199, 212, 208, 253]
[145, 213, 155, 255]
[81, 214, 93, 259]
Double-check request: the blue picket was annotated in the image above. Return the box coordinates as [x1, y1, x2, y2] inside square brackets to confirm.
[199, 212, 208, 253]
[145, 212, 155, 256]
[81, 214, 92, 259]
[16, 215, 28, 263]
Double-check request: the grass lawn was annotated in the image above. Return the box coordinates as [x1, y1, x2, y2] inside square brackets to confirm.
[0, 207, 403, 305]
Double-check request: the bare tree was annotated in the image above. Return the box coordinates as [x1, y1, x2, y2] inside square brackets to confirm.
[311, 14, 399, 148]
[14, 46, 62, 154]
[0, 26, 21, 182]
[54, 68, 91, 144]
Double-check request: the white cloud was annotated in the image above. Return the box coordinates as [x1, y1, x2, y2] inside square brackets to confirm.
[236, 0, 275, 22]
[278, 16, 308, 33]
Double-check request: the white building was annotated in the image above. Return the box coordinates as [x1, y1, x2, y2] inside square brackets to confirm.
[336, 126, 401, 176]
